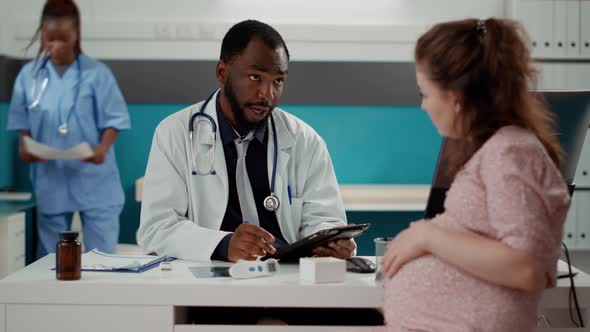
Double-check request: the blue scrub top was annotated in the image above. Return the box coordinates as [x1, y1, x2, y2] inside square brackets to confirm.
[7, 54, 131, 214]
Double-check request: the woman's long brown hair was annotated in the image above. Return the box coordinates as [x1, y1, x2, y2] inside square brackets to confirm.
[415, 18, 563, 176]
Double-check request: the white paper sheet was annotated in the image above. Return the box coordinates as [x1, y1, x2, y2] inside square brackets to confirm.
[23, 136, 93, 160]
[81, 249, 165, 271]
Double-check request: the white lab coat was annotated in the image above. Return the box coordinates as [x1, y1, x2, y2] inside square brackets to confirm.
[138, 91, 347, 261]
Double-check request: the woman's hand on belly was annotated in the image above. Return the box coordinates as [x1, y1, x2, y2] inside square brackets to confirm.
[383, 220, 434, 279]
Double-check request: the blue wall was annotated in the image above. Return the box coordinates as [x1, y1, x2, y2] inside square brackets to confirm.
[2, 103, 442, 255]
[0, 103, 15, 189]
[285, 105, 441, 184]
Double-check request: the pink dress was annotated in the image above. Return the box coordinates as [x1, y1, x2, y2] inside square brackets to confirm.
[382, 126, 570, 332]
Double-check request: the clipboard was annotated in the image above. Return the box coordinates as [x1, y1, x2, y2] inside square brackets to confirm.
[82, 256, 176, 273]
[262, 223, 370, 262]
[73, 249, 176, 273]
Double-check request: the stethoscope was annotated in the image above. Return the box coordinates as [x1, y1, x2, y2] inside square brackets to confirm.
[28, 50, 82, 136]
[189, 90, 281, 212]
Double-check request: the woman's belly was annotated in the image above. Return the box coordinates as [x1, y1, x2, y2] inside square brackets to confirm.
[382, 255, 540, 332]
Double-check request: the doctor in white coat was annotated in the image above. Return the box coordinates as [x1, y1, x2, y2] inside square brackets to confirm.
[138, 20, 355, 262]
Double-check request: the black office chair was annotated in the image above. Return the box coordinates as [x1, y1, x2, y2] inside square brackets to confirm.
[425, 90, 590, 219]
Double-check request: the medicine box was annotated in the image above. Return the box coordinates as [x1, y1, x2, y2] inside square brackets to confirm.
[299, 257, 345, 283]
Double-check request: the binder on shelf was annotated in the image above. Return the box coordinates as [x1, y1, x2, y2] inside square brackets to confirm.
[554, 0, 568, 58]
[581, 1, 590, 57]
[563, 193, 577, 249]
[575, 191, 590, 250]
[566, 0, 581, 57]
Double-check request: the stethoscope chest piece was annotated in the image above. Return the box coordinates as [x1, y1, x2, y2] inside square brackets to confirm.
[263, 193, 280, 212]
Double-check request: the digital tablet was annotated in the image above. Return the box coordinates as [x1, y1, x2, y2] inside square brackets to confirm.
[261, 223, 371, 262]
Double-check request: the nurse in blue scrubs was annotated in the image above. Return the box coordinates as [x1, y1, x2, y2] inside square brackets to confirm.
[7, 0, 130, 257]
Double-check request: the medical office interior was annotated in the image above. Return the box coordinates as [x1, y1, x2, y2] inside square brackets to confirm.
[1, 0, 590, 330]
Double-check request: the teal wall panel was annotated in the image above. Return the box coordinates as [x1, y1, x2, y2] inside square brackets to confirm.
[0, 102, 15, 189]
[283, 105, 442, 184]
[3, 103, 441, 254]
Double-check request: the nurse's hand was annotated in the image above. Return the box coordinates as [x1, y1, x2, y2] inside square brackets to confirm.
[227, 224, 277, 262]
[18, 132, 44, 163]
[18, 146, 44, 163]
[82, 145, 108, 164]
[312, 239, 356, 259]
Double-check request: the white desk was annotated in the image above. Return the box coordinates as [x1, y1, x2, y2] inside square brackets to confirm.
[2, 256, 588, 332]
[135, 177, 430, 211]
[0, 255, 382, 332]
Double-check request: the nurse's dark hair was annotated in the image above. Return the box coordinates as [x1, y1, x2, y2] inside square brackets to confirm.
[26, 0, 82, 56]
[415, 18, 562, 176]
[220, 20, 289, 62]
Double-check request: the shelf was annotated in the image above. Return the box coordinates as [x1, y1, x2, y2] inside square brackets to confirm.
[135, 178, 430, 212]
[339, 185, 429, 212]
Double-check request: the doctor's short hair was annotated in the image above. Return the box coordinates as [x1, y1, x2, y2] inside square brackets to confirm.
[220, 20, 290, 62]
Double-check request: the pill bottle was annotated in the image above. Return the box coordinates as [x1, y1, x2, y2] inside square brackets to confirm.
[56, 231, 81, 280]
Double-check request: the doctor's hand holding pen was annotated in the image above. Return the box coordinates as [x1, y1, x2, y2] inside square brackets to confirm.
[227, 224, 277, 262]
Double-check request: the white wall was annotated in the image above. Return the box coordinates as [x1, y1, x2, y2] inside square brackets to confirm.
[0, 0, 12, 55]
[3, 0, 507, 61]
[1, 0, 588, 89]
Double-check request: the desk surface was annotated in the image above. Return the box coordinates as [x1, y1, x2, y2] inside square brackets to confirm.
[3, 255, 589, 310]
[0, 255, 382, 308]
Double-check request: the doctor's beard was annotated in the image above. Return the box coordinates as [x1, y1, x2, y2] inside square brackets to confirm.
[224, 76, 272, 134]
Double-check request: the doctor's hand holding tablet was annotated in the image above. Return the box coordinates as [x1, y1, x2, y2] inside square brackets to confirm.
[312, 238, 357, 260]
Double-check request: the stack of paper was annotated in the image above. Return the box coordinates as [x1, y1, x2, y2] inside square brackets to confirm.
[80, 249, 170, 272]
[23, 136, 93, 160]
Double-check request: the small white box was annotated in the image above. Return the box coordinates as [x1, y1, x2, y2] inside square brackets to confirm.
[299, 257, 345, 284]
